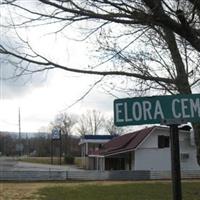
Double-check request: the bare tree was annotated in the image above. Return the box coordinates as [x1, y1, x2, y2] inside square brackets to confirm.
[52, 113, 76, 135]
[0, 1, 200, 163]
[76, 110, 105, 135]
[51, 113, 77, 155]
[76, 116, 89, 136]
[104, 117, 124, 136]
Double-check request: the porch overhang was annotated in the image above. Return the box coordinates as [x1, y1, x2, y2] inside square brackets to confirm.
[104, 148, 136, 157]
[88, 155, 105, 158]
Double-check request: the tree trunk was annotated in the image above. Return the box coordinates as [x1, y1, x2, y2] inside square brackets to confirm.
[163, 28, 200, 165]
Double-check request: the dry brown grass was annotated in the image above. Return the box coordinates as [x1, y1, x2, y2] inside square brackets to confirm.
[0, 182, 48, 200]
[1, 180, 200, 200]
[0, 181, 134, 200]
[0, 182, 90, 200]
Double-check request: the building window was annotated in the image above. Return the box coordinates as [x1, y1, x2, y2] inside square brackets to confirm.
[180, 153, 189, 162]
[158, 135, 169, 148]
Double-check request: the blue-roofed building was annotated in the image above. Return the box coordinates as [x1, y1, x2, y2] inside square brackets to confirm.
[79, 134, 116, 169]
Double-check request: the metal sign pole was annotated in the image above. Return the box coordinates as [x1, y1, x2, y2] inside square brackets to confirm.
[170, 124, 182, 200]
[60, 133, 62, 165]
[51, 139, 53, 165]
[51, 128, 61, 165]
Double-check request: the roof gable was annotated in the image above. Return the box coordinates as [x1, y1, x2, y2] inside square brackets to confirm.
[102, 126, 155, 156]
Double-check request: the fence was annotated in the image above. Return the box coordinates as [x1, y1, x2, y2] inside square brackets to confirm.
[150, 170, 200, 180]
[67, 170, 150, 180]
[0, 170, 200, 181]
[0, 171, 66, 181]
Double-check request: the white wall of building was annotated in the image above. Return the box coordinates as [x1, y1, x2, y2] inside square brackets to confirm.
[134, 127, 199, 171]
[134, 148, 171, 170]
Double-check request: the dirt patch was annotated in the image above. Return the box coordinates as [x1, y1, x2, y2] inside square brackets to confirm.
[0, 183, 48, 200]
[0, 182, 84, 200]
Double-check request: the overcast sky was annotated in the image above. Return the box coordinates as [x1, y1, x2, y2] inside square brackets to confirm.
[0, 14, 117, 133]
[0, 70, 115, 133]
[0, 61, 117, 133]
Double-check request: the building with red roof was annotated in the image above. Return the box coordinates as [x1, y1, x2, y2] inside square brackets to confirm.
[85, 126, 199, 171]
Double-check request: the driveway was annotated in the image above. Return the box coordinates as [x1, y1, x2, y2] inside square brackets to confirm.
[0, 157, 17, 171]
[0, 157, 84, 171]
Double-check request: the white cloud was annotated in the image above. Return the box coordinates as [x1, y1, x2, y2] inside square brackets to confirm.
[0, 68, 115, 132]
[0, 6, 115, 133]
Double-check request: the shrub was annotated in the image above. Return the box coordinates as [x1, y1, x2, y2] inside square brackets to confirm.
[64, 155, 74, 164]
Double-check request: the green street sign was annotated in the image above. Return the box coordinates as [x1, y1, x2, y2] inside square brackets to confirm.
[114, 94, 200, 126]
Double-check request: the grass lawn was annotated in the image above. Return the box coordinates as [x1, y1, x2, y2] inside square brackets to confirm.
[18, 157, 65, 165]
[1, 181, 200, 200]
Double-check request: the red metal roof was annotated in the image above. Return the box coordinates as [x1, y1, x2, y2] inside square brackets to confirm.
[101, 126, 155, 156]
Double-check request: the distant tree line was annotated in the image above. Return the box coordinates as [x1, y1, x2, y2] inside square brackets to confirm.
[51, 109, 124, 136]
[0, 132, 18, 156]
[0, 131, 80, 157]
[0, 109, 124, 157]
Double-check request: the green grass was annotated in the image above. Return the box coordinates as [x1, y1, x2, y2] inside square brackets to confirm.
[19, 157, 65, 165]
[37, 181, 200, 200]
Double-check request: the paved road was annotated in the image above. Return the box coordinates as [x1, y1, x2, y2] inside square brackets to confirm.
[0, 157, 84, 171]
[0, 157, 17, 171]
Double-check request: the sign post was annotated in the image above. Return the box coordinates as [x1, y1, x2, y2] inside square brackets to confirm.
[51, 128, 62, 165]
[114, 94, 200, 200]
[170, 125, 182, 200]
